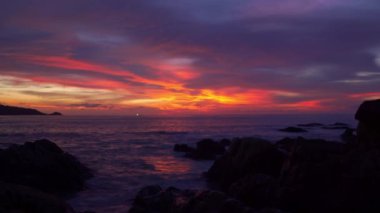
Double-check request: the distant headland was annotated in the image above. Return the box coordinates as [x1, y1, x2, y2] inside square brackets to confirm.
[0, 104, 62, 116]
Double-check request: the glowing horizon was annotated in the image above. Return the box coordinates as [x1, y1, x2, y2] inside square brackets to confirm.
[1, 0, 379, 115]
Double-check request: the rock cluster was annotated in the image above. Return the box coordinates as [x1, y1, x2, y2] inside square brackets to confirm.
[130, 99, 380, 213]
[203, 99, 380, 212]
[130, 185, 283, 213]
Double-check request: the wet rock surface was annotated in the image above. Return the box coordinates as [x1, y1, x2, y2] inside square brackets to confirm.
[0, 139, 93, 195]
[278, 127, 307, 133]
[129, 185, 255, 213]
[206, 138, 285, 190]
[204, 134, 380, 212]
[296, 122, 352, 131]
[355, 99, 380, 147]
[297, 123, 324, 127]
[174, 138, 230, 160]
[0, 181, 74, 213]
[198, 100, 380, 212]
[0, 139, 93, 212]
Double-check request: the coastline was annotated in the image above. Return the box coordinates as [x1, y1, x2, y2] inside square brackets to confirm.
[1, 100, 378, 212]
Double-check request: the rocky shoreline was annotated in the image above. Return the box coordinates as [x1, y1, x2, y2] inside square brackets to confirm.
[0, 99, 378, 212]
[130, 99, 380, 213]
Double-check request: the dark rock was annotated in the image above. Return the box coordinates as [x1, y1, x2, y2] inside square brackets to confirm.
[175, 138, 226, 160]
[206, 137, 354, 211]
[0, 139, 93, 195]
[332, 122, 349, 126]
[355, 99, 380, 125]
[297, 123, 324, 127]
[197, 99, 380, 212]
[278, 137, 346, 185]
[134, 185, 163, 200]
[0, 181, 74, 213]
[189, 138, 225, 160]
[220, 138, 232, 147]
[228, 174, 277, 208]
[50, 112, 63, 116]
[278, 127, 307, 133]
[173, 144, 195, 153]
[340, 128, 357, 144]
[322, 122, 351, 130]
[274, 137, 380, 212]
[322, 126, 350, 130]
[129, 185, 253, 213]
[355, 99, 380, 147]
[206, 138, 285, 190]
[276, 137, 295, 152]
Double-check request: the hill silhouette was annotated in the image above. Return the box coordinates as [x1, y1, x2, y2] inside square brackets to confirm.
[0, 104, 61, 115]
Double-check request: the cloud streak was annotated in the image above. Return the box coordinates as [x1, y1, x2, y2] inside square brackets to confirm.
[0, 0, 379, 114]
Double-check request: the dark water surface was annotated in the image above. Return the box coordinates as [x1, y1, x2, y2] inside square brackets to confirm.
[0, 114, 355, 212]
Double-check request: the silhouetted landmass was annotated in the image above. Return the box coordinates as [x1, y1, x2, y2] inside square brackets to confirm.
[0, 104, 62, 115]
[50, 112, 63, 116]
[131, 99, 380, 213]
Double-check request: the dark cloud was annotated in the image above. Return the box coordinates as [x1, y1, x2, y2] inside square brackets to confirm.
[0, 0, 379, 113]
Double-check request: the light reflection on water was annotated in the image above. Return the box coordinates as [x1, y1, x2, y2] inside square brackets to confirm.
[0, 115, 355, 212]
[143, 155, 193, 175]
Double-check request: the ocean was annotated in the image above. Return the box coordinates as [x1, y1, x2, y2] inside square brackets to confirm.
[0, 114, 356, 212]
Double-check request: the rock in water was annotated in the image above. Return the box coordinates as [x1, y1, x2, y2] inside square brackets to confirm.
[174, 138, 227, 160]
[297, 123, 324, 127]
[355, 99, 380, 147]
[340, 128, 356, 144]
[0, 139, 93, 195]
[278, 127, 307, 133]
[188, 138, 226, 160]
[173, 144, 195, 153]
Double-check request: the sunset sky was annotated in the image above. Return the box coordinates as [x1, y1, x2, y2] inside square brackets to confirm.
[1, 0, 379, 115]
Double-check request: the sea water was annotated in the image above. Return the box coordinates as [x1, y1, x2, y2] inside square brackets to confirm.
[0, 114, 355, 212]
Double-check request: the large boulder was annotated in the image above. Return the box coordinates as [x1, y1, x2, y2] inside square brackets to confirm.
[228, 174, 277, 208]
[355, 99, 380, 147]
[174, 138, 228, 160]
[275, 137, 347, 212]
[188, 139, 226, 160]
[0, 139, 93, 195]
[174, 144, 195, 153]
[129, 185, 254, 213]
[0, 181, 74, 213]
[206, 138, 285, 190]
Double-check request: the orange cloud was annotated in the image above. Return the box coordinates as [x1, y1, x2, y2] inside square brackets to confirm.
[2, 53, 344, 114]
[350, 92, 380, 100]
[16, 54, 186, 90]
